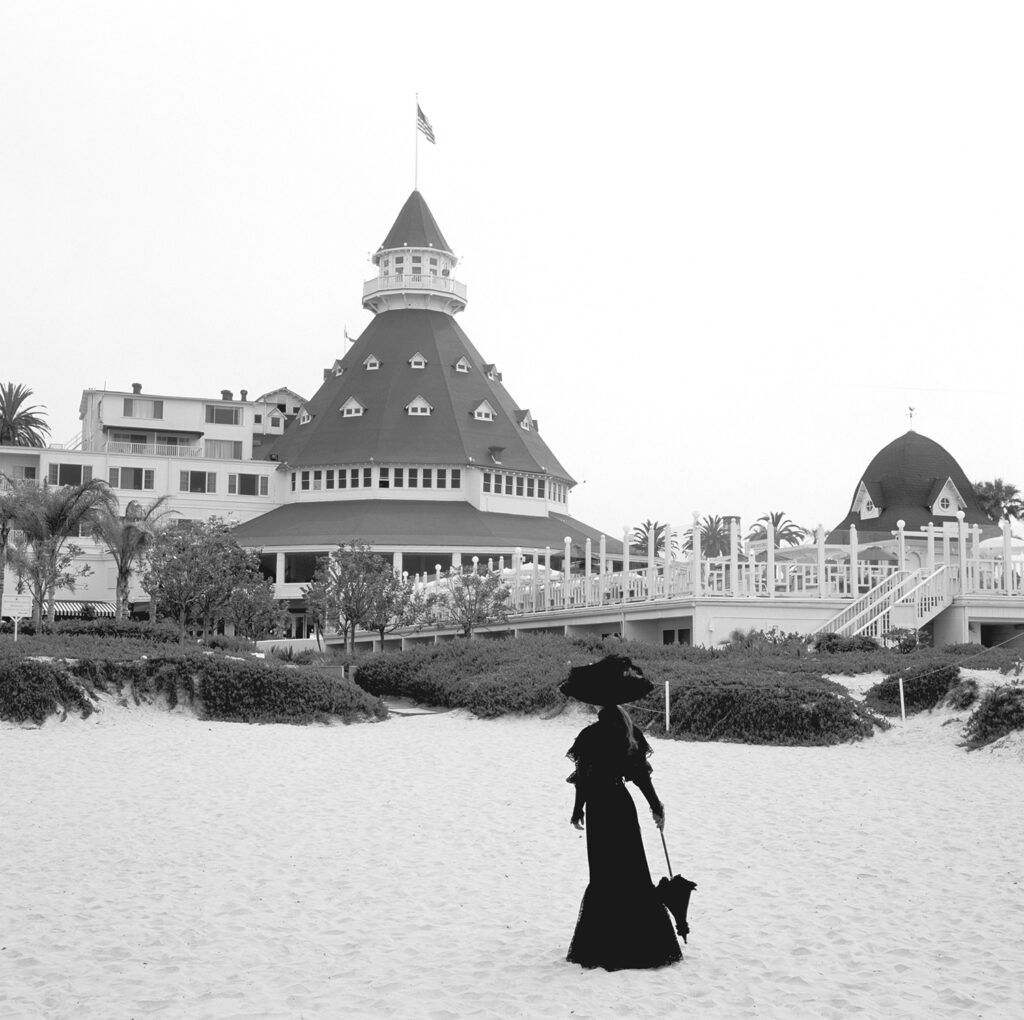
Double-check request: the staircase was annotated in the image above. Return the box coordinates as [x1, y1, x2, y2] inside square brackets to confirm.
[817, 566, 953, 641]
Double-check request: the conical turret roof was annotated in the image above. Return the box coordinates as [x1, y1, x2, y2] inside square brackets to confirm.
[377, 190, 452, 254]
[259, 309, 573, 481]
[831, 430, 993, 538]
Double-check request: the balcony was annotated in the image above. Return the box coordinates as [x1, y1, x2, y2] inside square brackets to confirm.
[362, 273, 468, 314]
[104, 441, 202, 458]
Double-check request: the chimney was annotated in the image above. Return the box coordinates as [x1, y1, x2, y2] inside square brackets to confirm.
[240, 389, 248, 401]
[221, 389, 233, 400]
[132, 382, 142, 394]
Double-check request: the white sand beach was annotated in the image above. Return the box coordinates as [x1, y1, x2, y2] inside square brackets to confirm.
[2, 676, 1023, 1019]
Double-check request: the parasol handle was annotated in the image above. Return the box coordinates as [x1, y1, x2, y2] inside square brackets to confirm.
[660, 829, 673, 876]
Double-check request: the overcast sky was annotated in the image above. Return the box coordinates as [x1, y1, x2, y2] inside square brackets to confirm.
[2, 2, 1022, 540]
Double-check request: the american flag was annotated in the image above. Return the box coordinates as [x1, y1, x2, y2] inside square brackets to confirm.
[416, 103, 436, 144]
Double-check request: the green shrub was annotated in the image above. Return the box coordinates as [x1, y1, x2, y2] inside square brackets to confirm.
[204, 634, 258, 653]
[962, 685, 1024, 749]
[812, 632, 880, 654]
[863, 663, 961, 715]
[0, 658, 95, 725]
[946, 678, 979, 710]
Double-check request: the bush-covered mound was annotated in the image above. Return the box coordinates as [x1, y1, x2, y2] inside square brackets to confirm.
[863, 664, 962, 716]
[0, 651, 387, 727]
[962, 685, 1024, 750]
[353, 634, 889, 744]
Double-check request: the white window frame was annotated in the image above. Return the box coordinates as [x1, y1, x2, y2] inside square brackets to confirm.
[455, 357, 471, 374]
[409, 353, 427, 369]
[364, 355, 381, 371]
[406, 396, 433, 416]
[340, 398, 365, 418]
[473, 401, 495, 422]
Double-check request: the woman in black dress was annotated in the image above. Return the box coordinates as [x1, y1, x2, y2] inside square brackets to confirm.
[562, 657, 682, 971]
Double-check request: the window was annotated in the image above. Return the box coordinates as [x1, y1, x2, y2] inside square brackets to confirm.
[179, 471, 216, 493]
[519, 414, 532, 431]
[406, 396, 433, 415]
[940, 497, 951, 510]
[455, 357, 470, 373]
[409, 353, 427, 369]
[422, 469, 432, 488]
[254, 414, 263, 424]
[483, 472, 491, 493]
[110, 467, 154, 490]
[291, 472, 296, 492]
[301, 471, 310, 491]
[429, 257, 437, 266]
[379, 467, 390, 488]
[326, 471, 335, 490]
[205, 439, 243, 460]
[437, 469, 446, 488]
[527, 478, 535, 497]
[270, 417, 282, 428]
[123, 397, 163, 419]
[11, 465, 36, 481]
[292, 406, 299, 414]
[363, 467, 372, 487]
[394, 467, 404, 487]
[364, 355, 380, 371]
[473, 401, 495, 421]
[299, 411, 312, 425]
[493, 472, 502, 491]
[515, 476, 524, 496]
[408, 468, 418, 488]
[451, 469, 461, 488]
[312, 470, 322, 490]
[48, 464, 92, 486]
[228, 474, 269, 496]
[341, 398, 365, 417]
[865, 501, 874, 512]
[338, 470, 347, 489]
[350, 468, 360, 488]
[205, 405, 241, 425]
[504, 475, 513, 495]
[538, 479, 545, 498]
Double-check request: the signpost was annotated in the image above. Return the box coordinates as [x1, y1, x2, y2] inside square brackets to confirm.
[1, 593, 34, 640]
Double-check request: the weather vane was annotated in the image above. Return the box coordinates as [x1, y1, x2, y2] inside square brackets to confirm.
[907, 406, 915, 426]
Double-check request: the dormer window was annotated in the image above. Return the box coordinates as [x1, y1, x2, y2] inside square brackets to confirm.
[930, 478, 965, 517]
[299, 410, 312, 425]
[854, 480, 881, 521]
[406, 395, 433, 416]
[409, 353, 427, 369]
[518, 411, 533, 432]
[364, 355, 380, 371]
[455, 357, 471, 374]
[485, 364, 500, 382]
[473, 400, 496, 422]
[332, 359, 345, 377]
[340, 397, 365, 418]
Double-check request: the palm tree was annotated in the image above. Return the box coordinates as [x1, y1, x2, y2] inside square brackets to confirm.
[0, 474, 27, 615]
[682, 514, 733, 557]
[747, 511, 808, 548]
[630, 519, 680, 556]
[10, 478, 116, 626]
[973, 479, 1024, 523]
[0, 383, 51, 446]
[90, 496, 176, 619]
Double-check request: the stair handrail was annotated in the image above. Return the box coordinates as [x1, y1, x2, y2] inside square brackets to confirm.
[894, 565, 951, 622]
[818, 570, 909, 636]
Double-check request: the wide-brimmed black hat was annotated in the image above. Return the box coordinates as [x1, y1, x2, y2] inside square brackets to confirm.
[559, 654, 653, 706]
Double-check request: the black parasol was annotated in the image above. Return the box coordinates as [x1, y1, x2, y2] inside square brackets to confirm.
[657, 830, 697, 943]
[559, 654, 654, 706]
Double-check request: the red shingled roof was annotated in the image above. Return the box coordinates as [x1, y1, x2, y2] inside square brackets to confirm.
[377, 190, 452, 254]
[830, 431, 994, 538]
[259, 309, 574, 481]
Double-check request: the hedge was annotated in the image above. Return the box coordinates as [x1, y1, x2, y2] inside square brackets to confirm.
[962, 685, 1024, 749]
[0, 653, 387, 726]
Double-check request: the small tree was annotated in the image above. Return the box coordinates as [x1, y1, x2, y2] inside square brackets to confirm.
[143, 517, 258, 641]
[226, 574, 287, 640]
[361, 571, 436, 647]
[9, 533, 92, 628]
[746, 511, 808, 548]
[682, 515, 732, 557]
[90, 496, 175, 619]
[434, 566, 511, 638]
[303, 540, 391, 654]
[630, 520, 680, 556]
[0, 383, 51, 447]
[9, 478, 115, 626]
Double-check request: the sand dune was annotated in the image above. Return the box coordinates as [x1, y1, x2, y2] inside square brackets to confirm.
[2, 677, 1023, 1019]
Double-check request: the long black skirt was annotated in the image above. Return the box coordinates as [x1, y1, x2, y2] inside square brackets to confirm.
[567, 781, 682, 971]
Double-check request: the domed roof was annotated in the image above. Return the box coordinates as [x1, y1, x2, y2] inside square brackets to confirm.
[830, 430, 994, 539]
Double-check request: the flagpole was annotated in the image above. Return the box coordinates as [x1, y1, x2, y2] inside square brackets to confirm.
[414, 93, 419, 190]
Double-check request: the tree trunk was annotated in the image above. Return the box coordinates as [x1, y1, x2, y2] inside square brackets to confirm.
[116, 572, 130, 621]
[179, 611, 187, 643]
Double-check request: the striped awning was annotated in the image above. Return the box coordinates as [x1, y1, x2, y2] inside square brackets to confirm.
[53, 601, 118, 618]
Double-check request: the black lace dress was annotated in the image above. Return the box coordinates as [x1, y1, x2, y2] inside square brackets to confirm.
[565, 708, 682, 971]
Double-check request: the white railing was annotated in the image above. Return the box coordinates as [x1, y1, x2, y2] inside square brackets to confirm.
[104, 441, 203, 458]
[815, 571, 917, 637]
[362, 274, 467, 299]
[894, 566, 952, 626]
